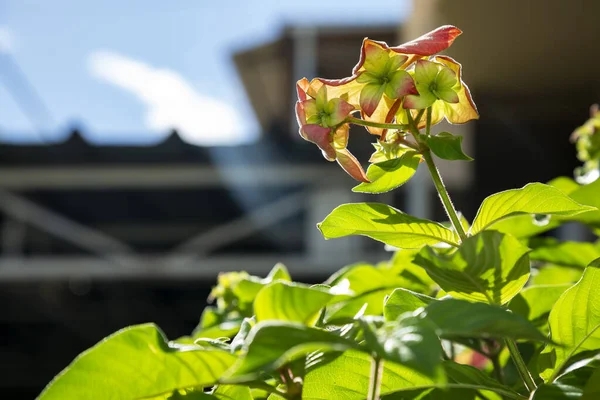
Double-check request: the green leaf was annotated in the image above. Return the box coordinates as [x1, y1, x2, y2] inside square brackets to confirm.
[583, 367, 600, 399]
[488, 214, 561, 239]
[151, 390, 216, 399]
[254, 281, 335, 325]
[213, 385, 253, 400]
[192, 307, 242, 340]
[303, 350, 523, 400]
[324, 263, 428, 323]
[548, 176, 580, 195]
[234, 263, 292, 303]
[414, 231, 531, 305]
[302, 350, 435, 400]
[567, 178, 600, 228]
[422, 298, 548, 342]
[539, 259, 600, 381]
[325, 289, 392, 323]
[425, 132, 473, 161]
[532, 265, 583, 286]
[383, 388, 479, 399]
[529, 238, 600, 269]
[384, 288, 435, 322]
[470, 183, 595, 235]
[353, 151, 422, 194]
[509, 284, 571, 325]
[441, 361, 522, 399]
[39, 324, 237, 400]
[231, 317, 255, 352]
[225, 321, 360, 381]
[318, 203, 460, 249]
[530, 383, 583, 399]
[359, 316, 444, 378]
[532, 357, 600, 399]
[384, 362, 522, 399]
[386, 249, 437, 292]
[326, 263, 419, 295]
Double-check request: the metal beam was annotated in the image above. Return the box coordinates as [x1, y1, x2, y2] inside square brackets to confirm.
[0, 165, 346, 190]
[0, 189, 139, 267]
[166, 190, 307, 267]
[0, 253, 388, 281]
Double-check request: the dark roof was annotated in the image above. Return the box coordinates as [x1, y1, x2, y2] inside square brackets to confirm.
[0, 129, 329, 166]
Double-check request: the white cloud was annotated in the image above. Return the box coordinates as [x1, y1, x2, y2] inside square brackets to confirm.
[0, 26, 15, 54]
[88, 51, 256, 146]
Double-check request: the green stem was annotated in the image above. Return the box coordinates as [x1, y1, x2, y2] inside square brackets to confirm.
[426, 107, 432, 136]
[490, 353, 505, 385]
[409, 107, 467, 242]
[347, 117, 408, 131]
[368, 357, 383, 400]
[422, 150, 468, 242]
[505, 339, 537, 393]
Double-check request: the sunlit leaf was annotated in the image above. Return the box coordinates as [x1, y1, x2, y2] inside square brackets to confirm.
[359, 316, 444, 378]
[567, 178, 600, 228]
[353, 151, 421, 194]
[384, 289, 435, 322]
[318, 203, 460, 249]
[254, 281, 335, 325]
[425, 132, 473, 161]
[423, 298, 548, 342]
[325, 263, 427, 323]
[532, 357, 600, 399]
[509, 284, 571, 325]
[39, 324, 237, 400]
[539, 259, 600, 381]
[414, 231, 531, 305]
[529, 238, 600, 269]
[470, 183, 595, 235]
[532, 265, 583, 286]
[302, 350, 435, 400]
[213, 385, 253, 400]
[225, 321, 360, 382]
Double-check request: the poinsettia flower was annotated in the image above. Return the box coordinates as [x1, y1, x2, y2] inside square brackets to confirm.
[400, 56, 478, 127]
[296, 79, 369, 182]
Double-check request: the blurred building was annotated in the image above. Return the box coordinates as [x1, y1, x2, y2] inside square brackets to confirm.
[404, 0, 600, 207]
[0, 25, 404, 398]
[2, 1, 599, 396]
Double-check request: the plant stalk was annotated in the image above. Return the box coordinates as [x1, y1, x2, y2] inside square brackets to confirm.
[368, 357, 384, 400]
[425, 107, 432, 136]
[422, 150, 468, 242]
[405, 109, 467, 241]
[505, 339, 537, 393]
[347, 117, 408, 131]
[490, 353, 505, 385]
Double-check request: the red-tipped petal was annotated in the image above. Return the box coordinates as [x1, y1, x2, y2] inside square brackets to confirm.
[360, 83, 385, 117]
[336, 148, 369, 183]
[296, 78, 310, 101]
[301, 124, 336, 161]
[390, 25, 462, 56]
[328, 98, 355, 126]
[385, 70, 418, 99]
[434, 56, 479, 123]
[295, 101, 306, 127]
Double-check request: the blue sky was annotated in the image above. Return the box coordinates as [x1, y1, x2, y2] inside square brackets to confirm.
[0, 0, 409, 145]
